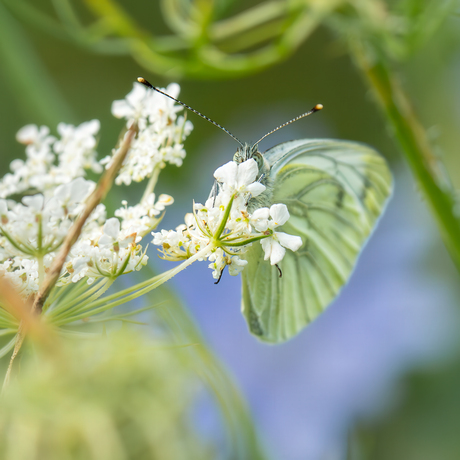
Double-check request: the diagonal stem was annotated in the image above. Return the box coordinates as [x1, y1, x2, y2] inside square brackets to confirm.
[31, 123, 138, 315]
[349, 42, 460, 273]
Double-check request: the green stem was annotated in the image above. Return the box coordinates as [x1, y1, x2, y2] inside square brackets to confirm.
[349, 42, 460, 272]
[214, 194, 234, 240]
[45, 281, 87, 314]
[210, 0, 286, 41]
[37, 256, 45, 286]
[221, 235, 268, 247]
[141, 166, 161, 203]
[49, 279, 113, 318]
[51, 245, 213, 325]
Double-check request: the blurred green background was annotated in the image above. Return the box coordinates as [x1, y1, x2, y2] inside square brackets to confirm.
[1, 1, 460, 459]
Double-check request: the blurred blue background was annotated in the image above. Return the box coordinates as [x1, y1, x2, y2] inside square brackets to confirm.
[1, 1, 460, 459]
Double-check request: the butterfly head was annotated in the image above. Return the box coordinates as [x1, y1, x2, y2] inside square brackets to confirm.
[232, 143, 273, 209]
[233, 143, 254, 163]
[233, 143, 267, 173]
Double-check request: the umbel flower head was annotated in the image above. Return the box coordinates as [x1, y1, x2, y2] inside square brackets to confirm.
[103, 82, 193, 185]
[0, 82, 189, 297]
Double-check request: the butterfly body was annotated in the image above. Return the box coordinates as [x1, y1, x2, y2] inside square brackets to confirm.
[231, 142, 274, 210]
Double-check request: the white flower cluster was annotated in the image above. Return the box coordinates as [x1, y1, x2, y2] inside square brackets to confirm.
[103, 82, 193, 185]
[0, 121, 101, 199]
[0, 180, 173, 295]
[0, 83, 187, 297]
[152, 159, 302, 281]
[62, 190, 173, 286]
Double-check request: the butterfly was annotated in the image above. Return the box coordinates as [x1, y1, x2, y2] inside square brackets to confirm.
[137, 77, 393, 343]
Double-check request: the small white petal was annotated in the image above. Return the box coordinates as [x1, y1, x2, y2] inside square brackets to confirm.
[276, 232, 302, 252]
[22, 195, 44, 211]
[261, 238, 273, 261]
[246, 182, 266, 197]
[69, 177, 94, 202]
[261, 237, 287, 265]
[228, 256, 248, 276]
[16, 125, 40, 143]
[85, 119, 101, 135]
[270, 242, 286, 265]
[270, 203, 290, 226]
[102, 218, 120, 239]
[236, 159, 258, 188]
[165, 83, 180, 99]
[112, 100, 133, 119]
[250, 207, 270, 232]
[0, 199, 8, 215]
[214, 161, 237, 185]
[252, 207, 270, 220]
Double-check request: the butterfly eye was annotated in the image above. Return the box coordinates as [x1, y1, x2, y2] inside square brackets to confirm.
[233, 151, 244, 163]
[251, 152, 264, 171]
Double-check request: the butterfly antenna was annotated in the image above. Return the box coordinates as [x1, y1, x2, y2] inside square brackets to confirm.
[254, 104, 323, 146]
[137, 77, 244, 147]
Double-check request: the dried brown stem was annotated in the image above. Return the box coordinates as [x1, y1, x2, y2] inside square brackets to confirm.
[32, 124, 137, 314]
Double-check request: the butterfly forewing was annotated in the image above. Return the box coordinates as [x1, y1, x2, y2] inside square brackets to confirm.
[241, 139, 392, 343]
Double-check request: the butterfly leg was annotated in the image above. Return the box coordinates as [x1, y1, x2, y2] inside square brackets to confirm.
[208, 179, 222, 207]
[214, 266, 226, 285]
[275, 264, 282, 278]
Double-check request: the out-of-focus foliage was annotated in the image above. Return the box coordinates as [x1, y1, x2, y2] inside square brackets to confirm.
[329, 0, 456, 60]
[0, 0, 342, 78]
[0, 329, 213, 460]
[351, 358, 460, 460]
[1, 0, 455, 79]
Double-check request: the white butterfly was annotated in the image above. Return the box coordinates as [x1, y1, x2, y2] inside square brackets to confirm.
[138, 78, 393, 343]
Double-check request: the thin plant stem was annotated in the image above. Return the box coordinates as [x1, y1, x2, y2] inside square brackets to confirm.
[52, 245, 213, 325]
[37, 255, 45, 286]
[44, 281, 87, 314]
[2, 329, 23, 392]
[141, 165, 161, 203]
[349, 42, 460, 272]
[50, 279, 112, 317]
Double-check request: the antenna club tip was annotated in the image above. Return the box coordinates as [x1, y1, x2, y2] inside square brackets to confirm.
[314, 104, 323, 111]
[137, 77, 154, 90]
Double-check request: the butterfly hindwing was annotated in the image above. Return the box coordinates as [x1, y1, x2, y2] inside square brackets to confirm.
[241, 139, 392, 343]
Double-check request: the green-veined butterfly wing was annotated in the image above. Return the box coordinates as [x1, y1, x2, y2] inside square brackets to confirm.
[241, 139, 392, 343]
